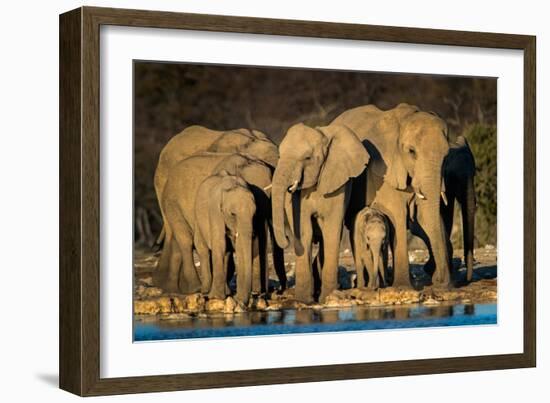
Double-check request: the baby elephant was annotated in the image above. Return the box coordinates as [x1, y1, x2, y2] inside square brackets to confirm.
[353, 207, 390, 289]
[194, 171, 257, 304]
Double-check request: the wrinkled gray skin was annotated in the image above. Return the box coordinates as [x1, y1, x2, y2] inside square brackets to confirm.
[353, 207, 390, 289]
[411, 135, 476, 282]
[154, 153, 275, 299]
[153, 125, 286, 291]
[194, 172, 256, 303]
[332, 104, 451, 288]
[154, 126, 279, 209]
[272, 123, 370, 303]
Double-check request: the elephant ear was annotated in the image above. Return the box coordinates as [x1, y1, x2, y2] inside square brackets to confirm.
[207, 185, 228, 251]
[316, 125, 370, 196]
[208, 130, 253, 153]
[365, 114, 409, 191]
[384, 136, 408, 190]
[196, 176, 227, 252]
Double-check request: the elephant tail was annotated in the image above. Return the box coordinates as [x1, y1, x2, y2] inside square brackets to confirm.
[152, 226, 165, 252]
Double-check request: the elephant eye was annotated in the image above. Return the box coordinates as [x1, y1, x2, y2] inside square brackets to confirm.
[407, 147, 417, 159]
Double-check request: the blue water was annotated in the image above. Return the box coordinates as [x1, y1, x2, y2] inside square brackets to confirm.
[134, 303, 496, 341]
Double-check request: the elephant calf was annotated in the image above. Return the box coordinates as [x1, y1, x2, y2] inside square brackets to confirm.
[194, 171, 257, 304]
[353, 207, 390, 289]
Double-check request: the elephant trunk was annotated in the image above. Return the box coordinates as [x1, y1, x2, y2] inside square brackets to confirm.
[271, 159, 295, 249]
[370, 241, 381, 287]
[416, 162, 451, 287]
[235, 220, 253, 305]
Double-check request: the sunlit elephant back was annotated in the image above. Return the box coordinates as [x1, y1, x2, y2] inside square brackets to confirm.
[153, 126, 279, 241]
[332, 103, 451, 288]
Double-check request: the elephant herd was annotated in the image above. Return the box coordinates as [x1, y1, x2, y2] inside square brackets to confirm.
[151, 103, 476, 306]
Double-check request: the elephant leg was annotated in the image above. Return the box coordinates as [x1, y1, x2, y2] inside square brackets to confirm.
[252, 235, 262, 295]
[294, 215, 314, 304]
[354, 251, 365, 288]
[225, 251, 235, 295]
[442, 194, 456, 274]
[312, 238, 324, 298]
[177, 242, 201, 295]
[209, 245, 228, 300]
[388, 207, 410, 288]
[380, 245, 388, 287]
[269, 223, 287, 291]
[152, 234, 180, 293]
[258, 223, 269, 294]
[318, 215, 344, 303]
[166, 216, 199, 294]
[194, 236, 212, 295]
[460, 179, 475, 282]
[366, 251, 379, 290]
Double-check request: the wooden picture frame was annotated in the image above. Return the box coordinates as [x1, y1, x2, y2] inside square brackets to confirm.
[59, 6, 536, 396]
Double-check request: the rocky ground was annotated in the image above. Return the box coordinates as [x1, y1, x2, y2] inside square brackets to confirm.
[134, 246, 497, 319]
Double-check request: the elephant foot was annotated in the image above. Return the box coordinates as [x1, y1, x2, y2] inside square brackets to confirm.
[433, 272, 451, 289]
[235, 295, 250, 307]
[318, 290, 334, 304]
[152, 273, 179, 294]
[432, 283, 451, 292]
[466, 268, 473, 282]
[295, 291, 314, 305]
[179, 283, 201, 295]
[391, 277, 412, 289]
[208, 289, 227, 300]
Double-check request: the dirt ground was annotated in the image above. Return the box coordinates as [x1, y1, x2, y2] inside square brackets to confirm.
[133, 245, 497, 317]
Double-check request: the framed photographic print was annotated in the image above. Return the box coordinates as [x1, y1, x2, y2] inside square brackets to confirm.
[59, 6, 536, 396]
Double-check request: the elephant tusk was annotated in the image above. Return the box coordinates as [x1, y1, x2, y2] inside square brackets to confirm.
[441, 191, 448, 206]
[287, 180, 299, 193]
[263, 184, 272, 191]
[415, 191, 426, 200]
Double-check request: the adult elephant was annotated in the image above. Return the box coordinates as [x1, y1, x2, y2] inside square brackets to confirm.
[441, 135, 476, 281]
[154, 125, 279, 210]
[154, 153, 275, 296]
[332, 103, 451, 288]
[153, 125, 285, 290]
[272, 123, 370, 303]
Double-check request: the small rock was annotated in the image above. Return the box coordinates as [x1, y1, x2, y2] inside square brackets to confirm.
[266, 301, 282, 310]
[134, 299, 160, 315]
[255, 298, 268, 310]
[159, 313, 190, 320]
[423, 297, 440, 305]
[142, 286, 163, 298]
[138, 276, 153, 286]
[224, 296, 237, 314]
[234, 302, 247, 313]
[206, 298, 225, 312]
[185, 293, 205, 312]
